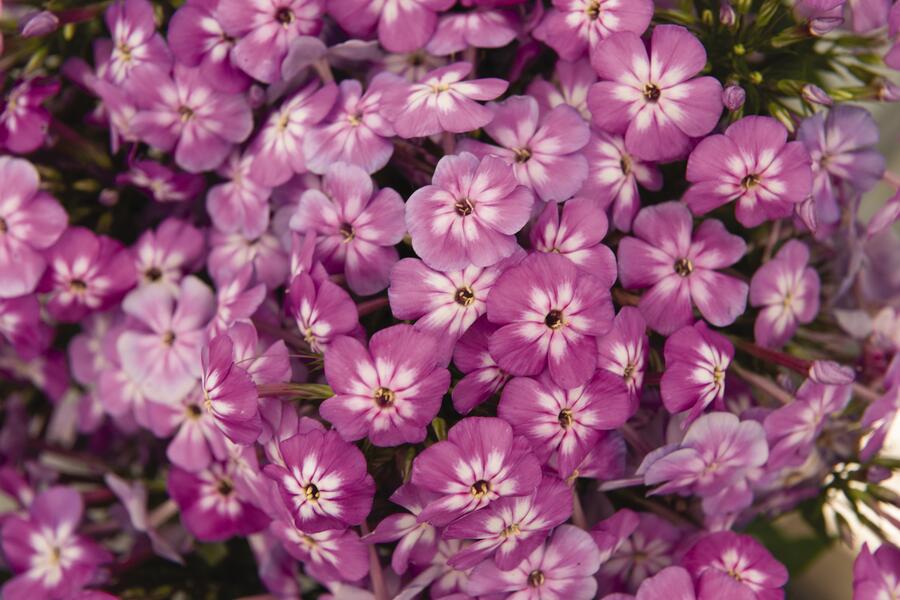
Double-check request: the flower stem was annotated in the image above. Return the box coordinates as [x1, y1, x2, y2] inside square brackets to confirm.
[361, 522, 388, 600]
[730, 362, 793, 405]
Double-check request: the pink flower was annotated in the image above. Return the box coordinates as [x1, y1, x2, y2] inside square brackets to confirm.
[530, 197, 617, 281]
[126, 65, 253, 173]
[0, 77, 59, 154]
[168, 460, 269, 542]
[620, 566, 704, 600]
[320, 324, 451, 446]
[207, 264, 266, 337]
[578, 131, 662, 232]
[451, 317, 509, 414]
[328, 0, 455, 54]
[0, 295, 43, 359]
[246, 80, 337, 187]
[588, 25, 723, 162]
[617, 201, 748, 335]
[640, 412, 767, 515]
[426, 9, 519, 56]
[103, 0, 172, 85]
[286, 272, 360, 353]
[598, 511, 680, 591]
[304, 74, 397, 175]
[406, 152, 533, 271]
[208, 228, 290, 291]
[365, 483, 439, 574]
[660, 322, 734, 420]
[528, 59, 596, 120]
[854, 542, 900, 599]
[595, 307, 648, 406]
[682, 531, 788, 600]
[264, 428, 375, 532]
[40, 227, 137, 323]
[168, 0, 251, 93]
[131, 217, 205, 291]
[533, 0, 653, 61]
[200, 332, 262, 445]
[116, 160, 205, 203]
[486, 252, 614, 389]
[218, 0, 324, 84]
[459, 95, 590, 202]
[290, 162, 405, 295]
[207, 152, 272, 239]
[411, 417, 542, 526]
[0, 487, 111, 600]
[443, 475, 572, 570]
[117, 275, 215, 404]
[466, 525, 601, 599]
[749, 240, 820, 348]
[153, 390, 229, 472]
[388, 251, 523, 361]
[684, 116, 813, 227]
[499, 370, 633, 477]
[382, 62, 508, 138]
[0, 156, 67, 298]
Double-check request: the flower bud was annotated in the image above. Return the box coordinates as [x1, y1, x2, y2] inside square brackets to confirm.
[802, 84, 833, 106]
[722, 85, 746, 111]
[720, 2, 737, 26]
[19, 11, 60, 38]
[809, 16, 844, 35]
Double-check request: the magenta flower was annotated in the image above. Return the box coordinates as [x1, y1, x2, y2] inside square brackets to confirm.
[104, 0, 172, 85]
[126, 65, 253, 173]
[218, 0, 324, 84]
[499, 370, 632, 477]
[290, 162, 405, 295]
[443, 475, 572, 570]
[208, 228, 290, 291]
[595, 307, 648, 406]
[200, 332, 262, 445]
[617, 201, 749, 335]
[660, 322, 734, 420]
[764, 380, 852, 470]
[228, 321, 291, 387]
[528, 59, 596, 120]
[116, 160, 205, 204]
[0, 295, 43, 360]
[388, 252, 522, 360]
[0, 487, 110, 600]
[487, 252, 615, 389]
[304, 74, 397, 175]
[0, 156, 67, 298]
[269, 509, 369, 582]
[207, 152, 272, 239]
[684, 116, 813, 227]
[619, 566, 703, 600]
[426, 9, 519, 56]
[153, 390, 229, 472]
[749, 240, 820, 348]
[578, 131, 662, 232]
[246, 81, 337, 187]
[466, 524, 601, 599]
[640, 412, 767, 515]
[411, 417, 542, 526]
[167, 0, 250, 93]
[207, 264, 266, 337]
[320, 324, 450, 446]
[382, 62, 508, 138]
[328, 0, 454, 54]
[264, 428, 375, 532]
[530, 197, 617, 282]
[588, 25, 723, 162]
[888, 2, 900, 69]
[854, 542, 900, 599]
[40, 227, 137, 323]
[286, 272, 360, 353]
[682, 531, 788, 600]
[860, 383, 900, 462]
[365, 483, 439, 575]
[451, 317, 509, 414]
[533, 0, 653, 61]
[406, 152, 532, 270]
[459, 95, 590, 202]
[168, 461, 269, 542]
[117, 275, 214, 404]
[0, 77, 59, 154]
[797, 106, 885, 230]
[131, 217, 205, 291]
[598, 511, 680, 591]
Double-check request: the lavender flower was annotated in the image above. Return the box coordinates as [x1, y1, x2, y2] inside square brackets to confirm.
[660, 322, 734, 420]
[0, 78, 59, 154]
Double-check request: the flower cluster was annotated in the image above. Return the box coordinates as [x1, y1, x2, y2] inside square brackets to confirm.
[0, 0, 899, 598]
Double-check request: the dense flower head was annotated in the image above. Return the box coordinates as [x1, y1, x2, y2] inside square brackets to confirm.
[2, 0, 900, 597]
